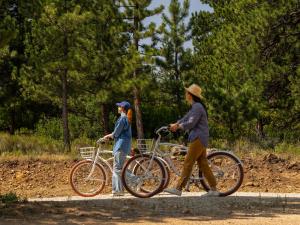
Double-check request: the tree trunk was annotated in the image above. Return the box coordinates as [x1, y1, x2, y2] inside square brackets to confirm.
[62, 69, 70, 151]
[133, 85, 144, 139]
[101, 103, 110, 134]
[228, 118, 235, 146]
[256, 118, 265, 139]
[62, 2, 71, 151]
[8, 110, 16, 135]
[133, 2, 144, 139]
[174, 50, 182, 116]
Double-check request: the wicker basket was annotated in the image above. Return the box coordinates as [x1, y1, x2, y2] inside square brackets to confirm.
[136, 139, 154, 152]
[79, 147, 96, 160]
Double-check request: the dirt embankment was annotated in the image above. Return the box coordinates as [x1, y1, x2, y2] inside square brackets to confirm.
[0, 153, 299, 198]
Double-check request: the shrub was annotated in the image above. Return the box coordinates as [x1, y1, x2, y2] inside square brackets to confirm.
[275, 142, 300, 155]
[0, 192, 21, 204]
[35, 116, 62, 140]
[35, 114, 102, 141]
[0, 132, 64, 155]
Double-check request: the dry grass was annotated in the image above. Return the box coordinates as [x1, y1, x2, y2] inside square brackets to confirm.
[0, 132, 98, 159]
[0, 132, 299, 161]
[0, 153, 75, 162]
[209, 138, 300, 160]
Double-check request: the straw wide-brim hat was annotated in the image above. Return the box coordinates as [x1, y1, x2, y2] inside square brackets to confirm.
[185, 84, 203, 99]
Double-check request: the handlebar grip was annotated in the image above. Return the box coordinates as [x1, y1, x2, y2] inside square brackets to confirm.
[155, 126, 171, 135]
[96, 138, 106, 144]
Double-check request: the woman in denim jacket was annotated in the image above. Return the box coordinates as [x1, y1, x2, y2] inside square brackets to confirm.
[103, 101, 132, 196]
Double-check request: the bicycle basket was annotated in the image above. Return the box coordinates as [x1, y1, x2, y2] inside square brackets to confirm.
[79, 147, 96, 160]
[136, 139, 154, 152]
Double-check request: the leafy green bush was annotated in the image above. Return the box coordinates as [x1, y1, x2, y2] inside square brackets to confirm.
[275, 142, 300, 155]
[35, 116, 62, 140]
[0, 132, 64, 155]
[0, 132, 102, 156]
[35, 114, 102, 141]
[0, 192, 20, 204]
[68, 114, 101, 140]
[210, 137, 300, 156]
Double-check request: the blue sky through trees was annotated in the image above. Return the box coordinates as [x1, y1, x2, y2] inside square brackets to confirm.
[144, 0, 212, 48]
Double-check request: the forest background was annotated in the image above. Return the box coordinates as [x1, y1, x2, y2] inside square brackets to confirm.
[0, 0, 299, 154]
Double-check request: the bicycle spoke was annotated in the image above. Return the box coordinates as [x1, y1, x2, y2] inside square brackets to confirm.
[123, 155, 165, 197]
[84, 178, 106, 182]
[70, 161, 106, 197]
[199, 152, 244, 196]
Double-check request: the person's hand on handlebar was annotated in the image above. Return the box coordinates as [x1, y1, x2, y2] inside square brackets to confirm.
[169, 123, 180, 132]
[97, 133, 113, 144]
[96, 138, 105, 144]
[103, 133, 113, 140]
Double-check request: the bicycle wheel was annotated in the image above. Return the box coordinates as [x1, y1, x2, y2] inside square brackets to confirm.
[122, 154, 166, 198]
[159, 158, 171, 190]
[70, 160, 106, 197]
[199, 151, 244, 196]
[132, 156, 170, 192]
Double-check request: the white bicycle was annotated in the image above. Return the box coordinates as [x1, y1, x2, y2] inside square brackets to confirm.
[69, 138, 131, 197]
[122, 126, 244, 197]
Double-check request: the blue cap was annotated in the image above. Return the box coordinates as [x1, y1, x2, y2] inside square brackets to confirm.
[116, 101, 131, 110]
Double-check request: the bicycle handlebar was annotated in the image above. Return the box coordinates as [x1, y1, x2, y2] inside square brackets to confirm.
[96, 137, 109, 144]
[155, 126, 170, 135]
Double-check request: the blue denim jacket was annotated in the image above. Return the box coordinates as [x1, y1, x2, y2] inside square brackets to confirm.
[177, 102, 209, 147]
[112, 113, 132, 155]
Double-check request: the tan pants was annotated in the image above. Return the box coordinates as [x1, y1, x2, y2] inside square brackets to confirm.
[176, 138, 217, 190]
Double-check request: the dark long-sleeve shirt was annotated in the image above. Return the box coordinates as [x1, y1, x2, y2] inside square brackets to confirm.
[177, 102, 209, 147]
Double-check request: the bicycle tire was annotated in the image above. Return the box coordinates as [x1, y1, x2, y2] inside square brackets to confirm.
[132, 156, 171, 192]
[199, 151, 244, 196]
[159, 158, 171, 190]
[122, 154, 166, 198]
[70, 160, 106, 197]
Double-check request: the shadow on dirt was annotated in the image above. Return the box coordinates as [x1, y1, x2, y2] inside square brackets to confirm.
[1, 194, 299, 224]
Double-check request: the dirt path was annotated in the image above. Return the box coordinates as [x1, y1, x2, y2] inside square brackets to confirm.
[2, 214, 299, 225]
[0, 153, 299, 198]
[1, 193, 299, 224]
[119, 215, 300, 225]
[1, 152, 299, 224]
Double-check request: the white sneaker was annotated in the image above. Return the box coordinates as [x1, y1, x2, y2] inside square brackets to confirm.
[164, 188, 182, 196]
[202, 190, 220, 197]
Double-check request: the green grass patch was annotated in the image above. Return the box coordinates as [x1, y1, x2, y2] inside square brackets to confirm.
[0, 192, 23, 204]
[0, 132, 299, 160]
[274, 142, 300, 154]
[210, 137, 300, 159]
[0, 132, 98, 158]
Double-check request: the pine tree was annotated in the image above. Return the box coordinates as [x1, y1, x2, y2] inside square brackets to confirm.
[0, 0, 44, 134]
[191, 0, 268, 140]
[191, 0, 299, 141]
[20, 1, 92, 150]
[157, 0, 191, 116]
[73, 0, 128, 135]
[118, 0, 164, 139]
[0, 2, 16, 48]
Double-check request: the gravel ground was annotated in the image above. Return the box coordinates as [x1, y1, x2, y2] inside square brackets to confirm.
[1, 192, 299, 224]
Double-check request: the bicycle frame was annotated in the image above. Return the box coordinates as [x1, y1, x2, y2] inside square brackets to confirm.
[156, 142, 188, 176]
[138, 126, 244, 191]
[85, 147, 110, 182]
[139, 138, 161, 179]
[85, 143, 132, 185]
[79, 139, 114, 183]
[133, 127, 177, 180]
